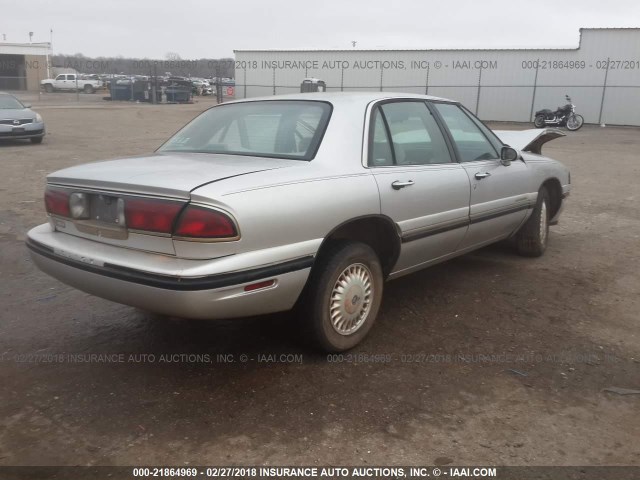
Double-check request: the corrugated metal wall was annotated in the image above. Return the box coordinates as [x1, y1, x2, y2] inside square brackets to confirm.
[234, 29, 640, 126]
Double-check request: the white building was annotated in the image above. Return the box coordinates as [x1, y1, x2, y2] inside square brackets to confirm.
[0, 42, 52, 91]
[234, 28, 640, 126]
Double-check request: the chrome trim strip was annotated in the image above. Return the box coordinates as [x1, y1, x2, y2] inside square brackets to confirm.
[401, 202, 533, 243]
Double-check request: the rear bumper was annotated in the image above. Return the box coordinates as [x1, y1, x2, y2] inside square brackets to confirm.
[26, 224, 314, 319]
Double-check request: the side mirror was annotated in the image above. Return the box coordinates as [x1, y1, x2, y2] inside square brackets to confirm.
[500, 145, 519, 166]
[23, 103, 32, 108]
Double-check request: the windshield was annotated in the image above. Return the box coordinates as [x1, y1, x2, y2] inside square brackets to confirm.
[159, 100, 332, 160]
[0, 95, 25, 109]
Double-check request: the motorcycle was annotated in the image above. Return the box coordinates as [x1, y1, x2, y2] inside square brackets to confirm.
[534, 95, 584, 131]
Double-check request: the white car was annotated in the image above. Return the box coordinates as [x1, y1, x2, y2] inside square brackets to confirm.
[41, 74, 103, 94]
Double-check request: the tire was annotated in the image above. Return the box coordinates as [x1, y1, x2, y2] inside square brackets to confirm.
[515, 188, 550, 257]
[30, 136, 43, 144]
[566, 114, 584, 131]
[299, 241, 384, 352]
[83, 84, 95, 94]
[534, 115, 546, 128]
[44, 84, 54, 93]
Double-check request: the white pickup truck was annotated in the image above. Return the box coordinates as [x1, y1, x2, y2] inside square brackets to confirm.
[41, 74, 103, 94]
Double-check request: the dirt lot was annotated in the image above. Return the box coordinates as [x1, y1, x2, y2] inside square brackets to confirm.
[0, 95, 638, 469]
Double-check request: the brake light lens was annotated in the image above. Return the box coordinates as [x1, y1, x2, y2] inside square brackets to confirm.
[44, 186, 70, 217]
[174, 206, 238, 239]
[124, 197, 183, 234]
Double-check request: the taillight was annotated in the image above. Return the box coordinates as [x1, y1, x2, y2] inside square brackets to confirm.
[43, 188, 238, 240]
[173, 205, 238, 239]
[124, 197, 183, 234]
[44, 186, 70, 217]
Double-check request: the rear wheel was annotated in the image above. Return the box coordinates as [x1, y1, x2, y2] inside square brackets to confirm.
[83, 84, 95, 94]
[534, 115, 546, 128]
[299, 241, 383, 352]
[515, 188, 550, 257]
[566, 114, 584, 131]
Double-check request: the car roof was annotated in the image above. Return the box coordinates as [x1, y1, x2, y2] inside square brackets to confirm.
[226, 91, 456, 105]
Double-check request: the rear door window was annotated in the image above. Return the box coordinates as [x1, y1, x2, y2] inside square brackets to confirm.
[369, 109, 394, 166]
[432, 103, 499, 162]
[370, 101, 452, 166]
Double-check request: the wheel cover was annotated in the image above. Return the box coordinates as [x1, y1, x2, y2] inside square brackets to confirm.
[329, 263, 373, 335]
[540, 200, 548, 245]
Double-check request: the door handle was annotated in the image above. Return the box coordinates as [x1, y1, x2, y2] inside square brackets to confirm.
[475, 172, 492, 179]
[391, 180, 415, 190]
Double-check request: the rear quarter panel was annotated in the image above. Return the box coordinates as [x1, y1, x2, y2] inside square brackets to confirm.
[187, 163, 381, 259]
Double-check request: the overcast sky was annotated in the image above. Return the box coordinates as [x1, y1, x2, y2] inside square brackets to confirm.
[4, 0, 639, 58]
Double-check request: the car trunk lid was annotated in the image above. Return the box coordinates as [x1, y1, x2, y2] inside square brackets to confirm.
[493, 128, 565, 155]
[46, 153, 293, 255]
[47, 152, 292, 199]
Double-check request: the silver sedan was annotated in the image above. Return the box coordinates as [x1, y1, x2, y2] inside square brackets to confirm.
[27, 93, 570, 351]
[0, 92, 46, 144]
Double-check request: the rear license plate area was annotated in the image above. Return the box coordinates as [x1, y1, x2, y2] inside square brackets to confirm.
[89, 194, 124, 226]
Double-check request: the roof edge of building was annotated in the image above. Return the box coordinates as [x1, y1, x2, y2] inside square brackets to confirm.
[234, 27, 639, 53]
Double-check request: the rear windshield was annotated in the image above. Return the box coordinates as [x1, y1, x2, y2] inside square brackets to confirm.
[159, 100, 332, 161]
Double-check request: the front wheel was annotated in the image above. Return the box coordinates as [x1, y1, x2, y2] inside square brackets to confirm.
[299, 241, 383, 352]
[30, 136, 44, 144]
[44, 84, 54, 93]
[566, 114, 584, 131]
[515, 188, 550, 257]
[534, 115, 546, 128]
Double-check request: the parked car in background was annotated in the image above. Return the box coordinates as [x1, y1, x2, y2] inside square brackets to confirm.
[27, 93, 570, 351]
[191, 79, 212, 96]
[0, 92, 45, 144]
[301, 78, 327, 93]
[41, 74, 104, 94]
[210, 77, 236, 86]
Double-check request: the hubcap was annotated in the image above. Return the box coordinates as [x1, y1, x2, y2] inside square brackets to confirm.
[329, 263, 373, 335]
[540, 200, 548, 245]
